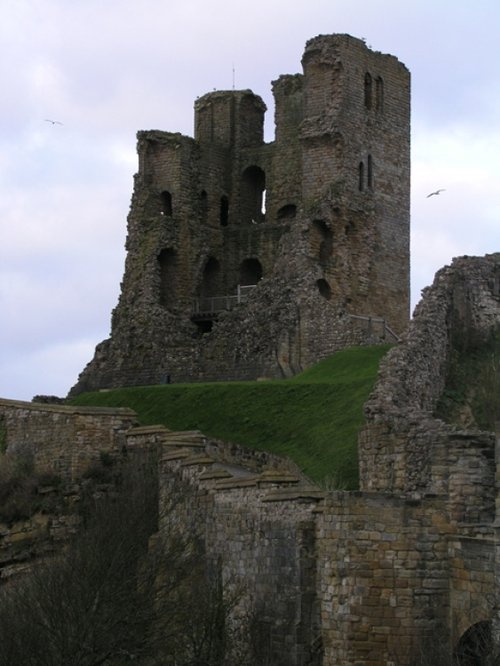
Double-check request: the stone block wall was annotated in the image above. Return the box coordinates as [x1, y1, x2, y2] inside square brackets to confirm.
[152, 427, 500, 664]
[0, 399, 137, 584]
[0, 397, 137, 480]
[156, 429, 324, 665]
[0, 510, 81, 583]
[1, 391, 500, 662]
[6, 252, 500, 661]
[449, 533, 498, 646]
[317, 492, 453, 666]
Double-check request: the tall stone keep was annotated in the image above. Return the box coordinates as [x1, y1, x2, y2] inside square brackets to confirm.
[71, 34, 410, 395]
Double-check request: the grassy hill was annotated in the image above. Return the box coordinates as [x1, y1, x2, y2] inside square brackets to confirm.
[69, 345, 391, 489]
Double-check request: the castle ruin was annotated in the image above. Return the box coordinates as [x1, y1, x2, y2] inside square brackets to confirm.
[4, 34, 499, 665]
[71, 34, 410, 394]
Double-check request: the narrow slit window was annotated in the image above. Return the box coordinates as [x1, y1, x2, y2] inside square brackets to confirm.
[367, 154, 373, 190]
[358, 162, 365, 191]
[200, 190, 208, 222]
[160, 191, 173, 216]
[220, 196, 229, 226]
[364, 73, 372, 110]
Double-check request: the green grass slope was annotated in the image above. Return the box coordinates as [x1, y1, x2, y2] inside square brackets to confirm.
[70, 345, 391, 489]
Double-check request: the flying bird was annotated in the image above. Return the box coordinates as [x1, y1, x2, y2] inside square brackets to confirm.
[44, 119, 63, 125]
[426, 189, 445, 198]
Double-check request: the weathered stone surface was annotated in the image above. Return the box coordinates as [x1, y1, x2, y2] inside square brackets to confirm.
[0, 397, 137, 481]
[360, 253, 500, 509]
[70, 34, 410, 395]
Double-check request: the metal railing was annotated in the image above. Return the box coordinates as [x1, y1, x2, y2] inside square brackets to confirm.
[192, 289, 401, 343]
[192, 284, 257, 315]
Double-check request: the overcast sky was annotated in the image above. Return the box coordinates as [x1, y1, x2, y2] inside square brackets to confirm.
[1, 0, 499, 401]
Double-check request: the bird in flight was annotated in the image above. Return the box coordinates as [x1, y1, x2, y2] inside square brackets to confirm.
[426, 189, 445, 198]
[44, 119, 63, 125]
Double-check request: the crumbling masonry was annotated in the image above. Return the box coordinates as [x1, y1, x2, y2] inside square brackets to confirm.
[1, 253, 500, 665]
[3, 33, 500, 665]
[70, 34, 410, 394]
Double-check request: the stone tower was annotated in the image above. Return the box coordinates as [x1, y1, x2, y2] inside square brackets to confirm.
[71, 34, 410, 395]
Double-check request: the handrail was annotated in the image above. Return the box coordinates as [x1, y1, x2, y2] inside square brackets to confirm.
[192, 292, 401, 343]
[348, 314, 402, 343]
[192, 284, 257, 315]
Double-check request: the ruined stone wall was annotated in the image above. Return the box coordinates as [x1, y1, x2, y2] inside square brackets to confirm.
[317, 492, 453, 666]
[70, 34, 410, 396]
[0, 399, 138, 585]
[360, 253, 500, 498]
[270, 74, 303, 218]
[0, 509, 82, 583]
[1, 389, 500, 662]
[300, 35, 410, 332]
[150, 429, 324, 666]
[0, 398, 137, 480]
[153, 426, 500, 665]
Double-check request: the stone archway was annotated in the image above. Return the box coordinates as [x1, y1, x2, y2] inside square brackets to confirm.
[453, 621, 496, 665]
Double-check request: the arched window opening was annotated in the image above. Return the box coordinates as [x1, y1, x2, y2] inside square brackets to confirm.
[376, 76, 384, 112]
[200, 257, 221, 298]
[453, 621, 493, 664]
[364, 73, 372, 110]
[277, 204, 297, 221]
[200, 190, 208, 223]
[220, 195, 229, 227]
[312, 219, 333, 264]
[239, 258, 263, 286]
[367, 154, 373, 190]
[157, 248, 177, 309]
[317, 279, 332, 300]
[358, 162, 365, 191]
[241, 166, 266, 224]
[194, 257, 221, 321]
[160, 191, 172, 216]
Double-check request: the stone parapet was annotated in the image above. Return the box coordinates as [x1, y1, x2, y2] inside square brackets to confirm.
[0, 398, 138, 480]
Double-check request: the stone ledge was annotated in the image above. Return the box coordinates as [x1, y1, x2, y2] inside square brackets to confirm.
[0, 397, 137, 417]
[199, 468, 233, 481]
[162, 440, 206, 450]
[257, 470, 301, 485]
[160, 449, 194, 462]
[163, 430, 206, 441]
[127, 425, 171, 436]
[215, 476, 259, 489]
[262, 488, 326, 503]
[180, 455, 215, 467]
